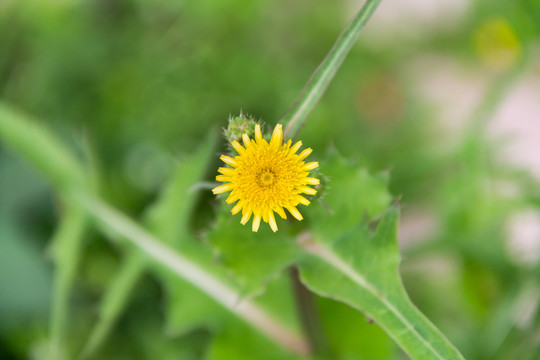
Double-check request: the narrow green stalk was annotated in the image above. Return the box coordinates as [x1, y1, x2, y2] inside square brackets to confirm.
[281, 0, 382, 139]
[49, 202, 88, 360]
[79, 252, 146, 359]
[289, 266, 331, 357]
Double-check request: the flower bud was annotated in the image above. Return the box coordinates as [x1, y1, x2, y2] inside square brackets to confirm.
[223, 112, 262, 146]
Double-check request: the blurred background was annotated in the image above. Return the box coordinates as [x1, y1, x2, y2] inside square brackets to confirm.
[1, 0, 540, 359]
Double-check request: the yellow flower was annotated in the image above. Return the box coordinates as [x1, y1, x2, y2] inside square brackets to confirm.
[212, 124, 319, 232]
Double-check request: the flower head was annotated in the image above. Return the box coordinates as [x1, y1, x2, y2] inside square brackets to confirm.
[213, 124, 319, 232]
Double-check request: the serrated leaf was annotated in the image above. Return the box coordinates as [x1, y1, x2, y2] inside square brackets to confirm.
[207, 205, 302, 297]
[299, 206, 465, 360]
[308, 147, 391, 238]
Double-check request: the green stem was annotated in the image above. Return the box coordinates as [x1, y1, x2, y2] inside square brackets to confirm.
[78, 252, 146, 360]
[281, 0, 382, 139]
[50, 202, 88, 360]
[289, 266, 331, 357]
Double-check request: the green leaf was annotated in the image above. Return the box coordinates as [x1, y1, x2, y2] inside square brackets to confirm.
[281, 0, 382, 138]
[299, 206, 465, 360]
[308, 147, 391, 238]
[207, 205, 302, 296]
[81, 131, 220, 357]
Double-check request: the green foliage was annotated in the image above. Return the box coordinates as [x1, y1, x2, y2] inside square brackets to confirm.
[1, 0, 539, 359]
[309, 147, 392, 237]
[207, 205, 302, 296]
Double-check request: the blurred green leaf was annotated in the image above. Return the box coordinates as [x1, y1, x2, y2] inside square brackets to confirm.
[0, 103, 87, 192]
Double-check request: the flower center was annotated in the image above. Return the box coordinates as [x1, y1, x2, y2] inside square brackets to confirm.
[259, 170, 275, 187]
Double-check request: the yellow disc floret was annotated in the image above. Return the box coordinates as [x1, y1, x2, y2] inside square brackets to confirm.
[212, 124, 319, 232]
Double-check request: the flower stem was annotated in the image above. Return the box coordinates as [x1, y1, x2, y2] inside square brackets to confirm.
[281, 0, 382, 139]
[289, 265, 331, 357]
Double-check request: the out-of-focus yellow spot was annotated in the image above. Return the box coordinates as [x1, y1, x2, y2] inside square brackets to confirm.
[473, 17, 522, 71]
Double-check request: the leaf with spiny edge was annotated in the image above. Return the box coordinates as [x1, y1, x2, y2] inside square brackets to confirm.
[306, 146, 392, 239]
[207, 203, 302, 297]
[298, 206, 465, 360]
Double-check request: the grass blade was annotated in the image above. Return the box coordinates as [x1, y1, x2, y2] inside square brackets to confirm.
[79, 252, 146, 359]
[49, 203, 88, 360]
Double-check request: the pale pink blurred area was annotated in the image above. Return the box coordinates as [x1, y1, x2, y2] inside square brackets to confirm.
[507, 210, 540, 266]
[359, 0, 540, 262]
[488, 61, 540, 180]
[410, 53, 540, 260]
[346, 0, 470, 45]
[408, 55, 489, 139]
[398, 207, 439, 250]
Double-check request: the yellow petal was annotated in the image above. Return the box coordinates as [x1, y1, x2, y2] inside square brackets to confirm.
[252, 215, 261, 232]
[216, 175, 231, 182]
[218, 167, 235, 175]
[298, 148, 312, 160]
[225, 192, 239, 204]
[270, 124, 283, 149]
[268, 212, 278, 232]
[212, 183, 234, 194]
[290, 141, 302, 154]
[304, 177, 320, 185]
[231, 140, 245, 155]
[299, 186, 317, 195]
[303, 162, 318, 171]
[242, 133, 251, 147]
[296, 195, 310, 206]
[231, 202, 243, 215]
[275, 206, 287, 219]
[241, 210, 252, 225]
[220, 155, 238, 167]
[255, 124, 263, 142]
[287, 206, 303, 221]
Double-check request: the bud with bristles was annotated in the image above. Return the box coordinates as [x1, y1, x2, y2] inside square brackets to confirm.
[223, 112, 262, 147]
